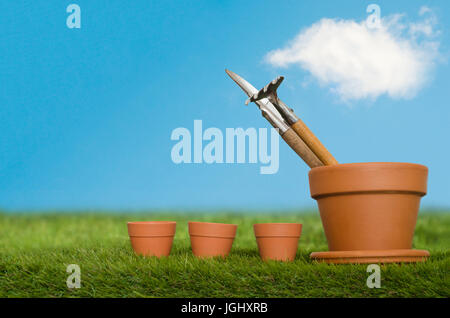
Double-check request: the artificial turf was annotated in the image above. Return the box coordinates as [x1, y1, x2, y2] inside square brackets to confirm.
[0, 211, 448, 298]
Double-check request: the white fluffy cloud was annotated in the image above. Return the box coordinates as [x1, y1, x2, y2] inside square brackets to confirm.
[265, 7, 440, 101]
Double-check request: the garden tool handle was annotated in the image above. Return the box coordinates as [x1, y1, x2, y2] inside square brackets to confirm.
[291, 119, 338, 166]
[281, 128, 323, 168]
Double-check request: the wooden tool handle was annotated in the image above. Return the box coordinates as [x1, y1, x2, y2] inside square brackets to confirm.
[291, 119, 338, 165]
[281, 128, 323, 168]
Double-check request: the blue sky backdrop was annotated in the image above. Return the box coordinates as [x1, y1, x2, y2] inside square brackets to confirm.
[0, 0, 449, 211]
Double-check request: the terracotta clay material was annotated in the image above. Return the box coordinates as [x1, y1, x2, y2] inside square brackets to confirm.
[254, 223, 302, 261]
[188, 222, 237, 258]
[308, 162, 429, 263]
[310, 249, 429, 264]
[127, 221, 176, 257]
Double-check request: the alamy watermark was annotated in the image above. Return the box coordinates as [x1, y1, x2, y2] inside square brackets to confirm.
[366, 4, 381, 29]
[170, 120, 280, 174]
[366, 264, 381, 288]
[66, 264, 81, 289]
[66, 4, 81, 29]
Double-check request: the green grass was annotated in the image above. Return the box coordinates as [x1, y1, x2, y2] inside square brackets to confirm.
[0, 211, 449, 298]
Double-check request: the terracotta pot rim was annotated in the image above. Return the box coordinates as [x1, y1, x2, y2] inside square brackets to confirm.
[310, 162, 427, 171]
[254, 223, 302, 238]
[309, 162, 428, 199]
[188, 221, 237, 226]
[129, 234, 175, 238]
[253, 222, 302, 226]
[188, 221, 237, 238]
[127, 221, 176, 237]
[313, 189, 425, 200]
[127, 221, 176, 225]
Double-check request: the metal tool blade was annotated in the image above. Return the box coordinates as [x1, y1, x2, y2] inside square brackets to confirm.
[225, 69, 258, 98]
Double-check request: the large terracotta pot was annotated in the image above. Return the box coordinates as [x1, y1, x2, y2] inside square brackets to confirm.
[309, 162, 427, 251]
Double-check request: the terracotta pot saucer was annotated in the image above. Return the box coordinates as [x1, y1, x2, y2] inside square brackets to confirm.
[310, 249, 429, 264]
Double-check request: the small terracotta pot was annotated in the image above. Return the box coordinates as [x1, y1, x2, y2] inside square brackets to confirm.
[309, 162, 428, 251]
[254, 223, 302, 261]
[188, 222, 237, 258]
[127, 221, 176, 257]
